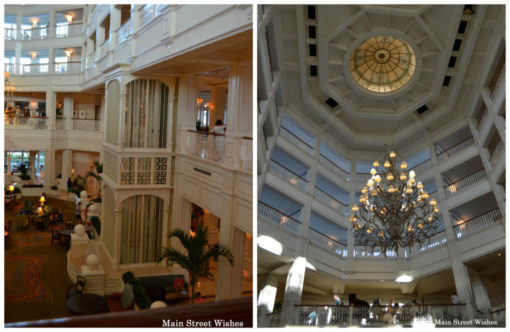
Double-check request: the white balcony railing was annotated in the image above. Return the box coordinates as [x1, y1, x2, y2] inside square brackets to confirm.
[258, 201, 301, 234]
[353, 246, 397, 258]
[101, 38, 111, 57]
[4, 63, 15, 73]
[56, 22, 83, 38]
[436, 137, 474, 161]
[490, 140, 504, 167]
[20, 26, 49, 40]
[268, 159, 308, 190]
[240, 136, 252, 171]
[56, 119, 66, 130]
[454, 208, 503, 238]
[117, 18, 132, 45]
[308, 228, 347, 257]
[318, 154, 349, 179]
[405, 230, 447, 257]
[291, 304, 469, 327]
[72, 119, 101, 131]
[280, 126, 314, 155]
[5, 117, 47, 129]
[444, 168, 487, 196]
[314, 187, 347, 214]
[5, 28, 16, 40]
[20, 63, 49, 74]
[185, 130, 225, 162]
[54, 61, 82, 74]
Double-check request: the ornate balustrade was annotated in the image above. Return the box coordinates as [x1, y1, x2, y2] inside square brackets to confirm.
[444, 168, 487, 196]
[454, 208, 503, 238]
[5, 116, 47, 129]
[353, 246, 397, 258]
[117, 18, 132, 45]
[290, 304, 468, 327]
[268, 159, 308, 190]
[308, 228, 347, 257]
[4, 63, 15, 73]
[54, 61, 82, 74]
[313, 187, 347, 214]
[56, 119, 66, 130]
[185, 130, 225, 162]
[72, 119, 101, 132]
[258, 201, 301, 234]
[5, 28, 16, 39]
[318, 154, 349, 178]
[405, 230, 447, 257]
[280, 126, 314, 154]
[56, 22, 83, 38]
[436, 137, 474, 161]
[20, 26, 49, 40]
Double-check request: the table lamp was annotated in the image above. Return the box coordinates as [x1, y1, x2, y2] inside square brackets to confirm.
[9, 185, 14, 194]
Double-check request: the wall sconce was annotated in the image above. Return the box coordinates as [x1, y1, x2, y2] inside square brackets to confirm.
[31, 18, 39, 27]
[196, 98, 203, 105]
[65, 49, 73, 58]
[30, 52, 38, 60]
[71, 168, 75, 175]
[66, 14, 73, 23]
[9, 185, 14, 193]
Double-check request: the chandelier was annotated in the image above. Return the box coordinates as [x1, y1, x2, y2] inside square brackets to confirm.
[350, 150, 439, 256]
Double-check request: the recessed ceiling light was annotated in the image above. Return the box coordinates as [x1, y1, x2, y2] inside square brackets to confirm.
[497, 252, 502, 256]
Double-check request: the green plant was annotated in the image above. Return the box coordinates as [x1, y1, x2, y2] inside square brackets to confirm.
[159, 223, 234, 303]
[57, 173, 62, 179]
[17, 162, 28, 176]
[91, 216, 101, 236]
[121, 271, 151, 309]
[86, 161, 103, 200]
[51, 185, 58, 190]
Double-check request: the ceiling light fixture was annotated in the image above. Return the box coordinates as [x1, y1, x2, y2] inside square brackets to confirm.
[395, 275, 413, 283]
[350, 150, 440, 256]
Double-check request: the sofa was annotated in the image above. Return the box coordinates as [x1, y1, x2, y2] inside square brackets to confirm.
[138, 274, 188, 303]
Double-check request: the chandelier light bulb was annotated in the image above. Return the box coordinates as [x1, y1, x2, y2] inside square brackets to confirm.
[366, 228, 373, 234]
[374, 175, 382, 183]
[428, 216, 434, 222]
[422, 191, 429, 199]
[418, 223, 424, 229]
[407, 225, 414, 232]
[367, 179, 375, 187]
[373, 160, 379, 167]
[405, 187, 413, 194]
[361, 187, 368, 194]
[417, 181, 423, 189]
[434, 208, 439, 214]
[370, 189, 378, 196]
[350, 215, 357, 222]
[409, 177, 416, 184]
[389, 151, 396, 158]
[409, 170, 416, 178]
[400, 161, 407, 169]
[378, 230, 384, 238]
[400, 173, 407, 181]
[387, 172, 394, 181]
[370, 168, 377, 175]
[352, 204, 359, 212]
[384, 160, 391, 168]
[429, 199, 437, 206]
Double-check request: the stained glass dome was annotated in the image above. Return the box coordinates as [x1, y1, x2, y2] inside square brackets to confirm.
[350, 35, 416, 94]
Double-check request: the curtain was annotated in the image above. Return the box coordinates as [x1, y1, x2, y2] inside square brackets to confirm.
[105, 80, 120, 145]
[102, 188, 115, 258]
[124, 79, 168, 148]
[120, 195, 164, 264]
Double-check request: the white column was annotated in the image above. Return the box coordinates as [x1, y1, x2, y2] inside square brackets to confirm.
[27, 151, 38, 181]
[280, 257, 307, 326]
[110, 6, 122, 48]
[117, 90, 126, 148]
[467, 267, 492, 317]
[45, 147, 55, 190]
[257, 273, 279, 327]
[449, 244, 475, 320]
[175, 76, 198, 154]
[48, 8, 56, 38]
[60, 149, 71, 190]
[112, 208, 122, 269]
[46, 89, 56, 130]
[64, 94, 74, 130]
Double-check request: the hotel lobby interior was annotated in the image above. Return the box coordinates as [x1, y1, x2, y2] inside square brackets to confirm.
[4, 4, 252, 327]
[257, 4, 505, 327]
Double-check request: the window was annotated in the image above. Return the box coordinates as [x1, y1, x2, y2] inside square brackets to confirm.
[55, 56, 68, 72]
[56, 22, 69, 37]
[4, 22, 16, 39]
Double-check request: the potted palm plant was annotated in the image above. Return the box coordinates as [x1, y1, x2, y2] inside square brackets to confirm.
[85, 160, 103, 202]
[159, 223, 234, 303]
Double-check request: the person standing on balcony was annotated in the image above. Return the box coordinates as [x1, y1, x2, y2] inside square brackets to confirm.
[307, 309, 317, 325]
[211, 119, 226, 135]
[334, 294, 342, 306]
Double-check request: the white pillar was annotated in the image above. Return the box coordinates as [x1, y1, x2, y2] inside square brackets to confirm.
[64, 94, 74, 130]
[467, 267, 492, 317]
[258, 273, 279, 326]
[175, 76, 198, 154]
[27, 151, 38, 181]
[280, 257, 307, 326]
[449, 244, 475, 320]
[209, 87, 227, 127]
[46, 89, 56, 130]
[112, 208, 122, 269]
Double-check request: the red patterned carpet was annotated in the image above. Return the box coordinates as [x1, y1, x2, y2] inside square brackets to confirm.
[5, 255, 52, 302]
[10, 229, 51, 247]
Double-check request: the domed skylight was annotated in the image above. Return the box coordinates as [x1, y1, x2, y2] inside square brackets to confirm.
[350, 35, 416, 94]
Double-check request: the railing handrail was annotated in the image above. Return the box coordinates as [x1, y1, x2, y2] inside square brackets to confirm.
[280, 125, 314, 149]
[72, 118, 99, 121]
[56, 21, 83, 26]
[444, 168, 485, 188]
[453, 208, 502, 228]
[187, 129, 225, 137]
[314, 186, 348, 206]
[308, 227, 346, 246]
[294, 303, 466, 307]
[22, 61, 81, 66]
[437, 136, 474, 156]
[319, 153, 350, 174]
[270, 159, 308, 182]
[258, 201, 301, 224]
